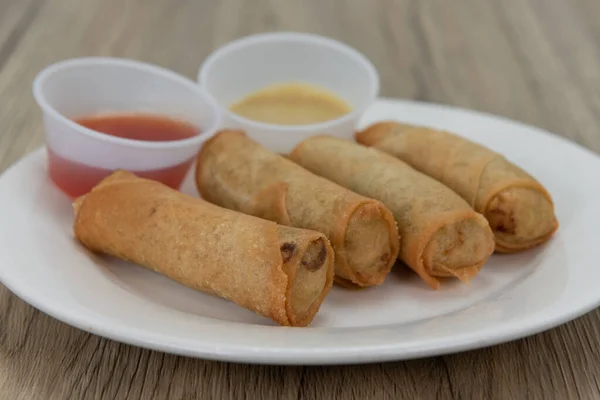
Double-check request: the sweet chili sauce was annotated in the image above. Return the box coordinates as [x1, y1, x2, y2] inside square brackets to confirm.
[48, 114, 200, 198]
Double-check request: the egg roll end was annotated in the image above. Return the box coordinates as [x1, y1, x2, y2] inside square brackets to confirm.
[486, 187, 558, 253]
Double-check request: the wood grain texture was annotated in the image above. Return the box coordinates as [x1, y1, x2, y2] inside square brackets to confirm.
[0, 0, 599, 398]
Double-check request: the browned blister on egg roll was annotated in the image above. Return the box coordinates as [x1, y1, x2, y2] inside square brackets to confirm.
[195, 130, 399, 287]
[356, 122, 558, 253]
[290, 136, 495, 290]
[73, 171, 334, 327]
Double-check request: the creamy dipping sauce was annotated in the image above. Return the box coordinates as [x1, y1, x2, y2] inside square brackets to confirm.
[229, 82, 352, 125]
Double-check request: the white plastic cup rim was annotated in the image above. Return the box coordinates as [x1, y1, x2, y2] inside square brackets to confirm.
[197, 32, 380, 133]
[33, 57, 222, 150]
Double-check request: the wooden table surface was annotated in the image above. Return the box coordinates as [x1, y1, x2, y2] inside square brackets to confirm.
[1, 0, 599, 398]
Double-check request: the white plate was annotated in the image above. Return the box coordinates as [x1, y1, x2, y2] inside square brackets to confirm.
[0, 99, 599, 365]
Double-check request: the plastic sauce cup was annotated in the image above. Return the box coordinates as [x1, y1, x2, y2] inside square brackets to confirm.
[33, 57, 221, 198]
[198, 32, 379, 153]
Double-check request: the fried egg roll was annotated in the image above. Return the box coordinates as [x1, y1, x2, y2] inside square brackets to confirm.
[356, 122, 558, 252]
[290, 136, 495, 289]
[195, 130, 399, 287]
[73, 171, 334, 327]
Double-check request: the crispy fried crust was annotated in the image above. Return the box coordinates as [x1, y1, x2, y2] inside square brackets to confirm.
[356, 122, 558, 252]
[290, 136, 495, 290]
[196, 130, 399, 287]
[73, 171, 334, 326]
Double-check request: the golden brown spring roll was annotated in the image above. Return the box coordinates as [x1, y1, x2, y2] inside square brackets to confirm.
[356, 122, 558, 253]
[290, 136, 495, 289]
[73, 171, 334, 327]
[195, 130, 399, 287]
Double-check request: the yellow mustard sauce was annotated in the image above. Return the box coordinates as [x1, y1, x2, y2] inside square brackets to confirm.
[229, 82, 352, 125]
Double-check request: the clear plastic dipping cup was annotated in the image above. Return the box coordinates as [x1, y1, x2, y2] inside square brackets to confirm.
[198, 32, 379, 153]
[33, 57, 221, 198]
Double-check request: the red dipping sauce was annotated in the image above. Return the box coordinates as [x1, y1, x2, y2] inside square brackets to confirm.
[48, 114, 200, 198]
